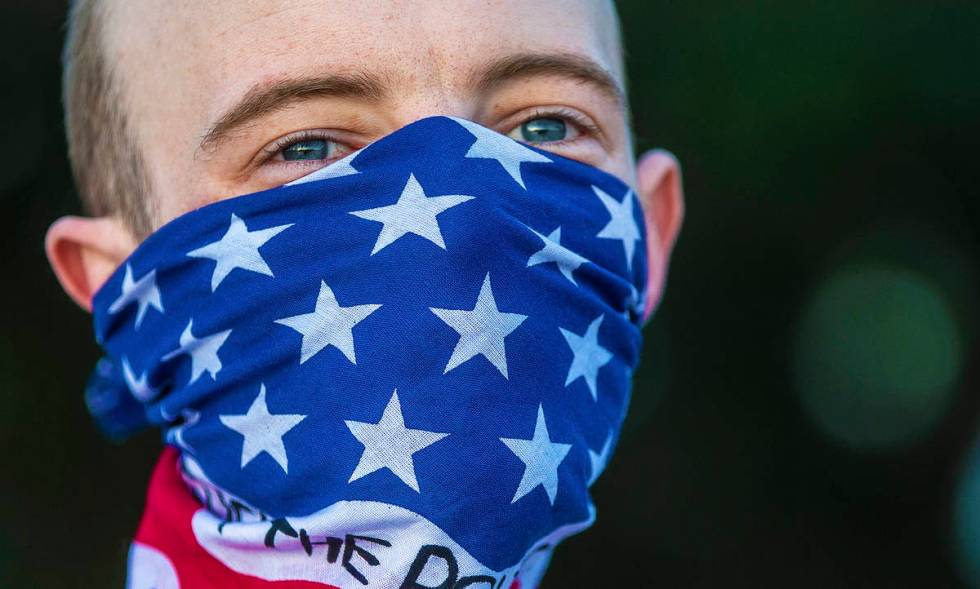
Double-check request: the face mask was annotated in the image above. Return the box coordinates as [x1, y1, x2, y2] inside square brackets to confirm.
[87, 116, 651, 588]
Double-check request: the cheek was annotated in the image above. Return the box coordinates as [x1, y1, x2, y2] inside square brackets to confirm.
[147, 165, 225, 231]
[595, 152, 636, 190]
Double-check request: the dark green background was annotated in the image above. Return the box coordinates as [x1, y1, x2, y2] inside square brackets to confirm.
[1, 1, 978, 586]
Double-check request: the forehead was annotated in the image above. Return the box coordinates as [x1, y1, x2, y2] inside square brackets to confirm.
[105, 0, 622, 128]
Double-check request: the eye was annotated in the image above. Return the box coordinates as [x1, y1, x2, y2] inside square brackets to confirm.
[519, 117, 566, 142]
[509, 117, 570, 144]
[498, 107, 607, 167]
[261, 131, 356, 167]
[255, 131, 359, 187]
[504, 111, 589, 147]
[280, 138, 338, 161]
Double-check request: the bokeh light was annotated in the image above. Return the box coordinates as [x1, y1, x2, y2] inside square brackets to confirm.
[793, 263, 964, 449]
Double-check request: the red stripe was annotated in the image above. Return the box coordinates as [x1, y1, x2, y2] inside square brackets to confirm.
[133, 447, 338, 588]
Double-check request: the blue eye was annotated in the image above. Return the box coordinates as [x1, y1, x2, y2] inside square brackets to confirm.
[520, 118, 567, 143]
[282, 139, 332, 161]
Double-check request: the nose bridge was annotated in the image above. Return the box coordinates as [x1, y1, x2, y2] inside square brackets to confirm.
[386, 43, 478, 127]
[392, 85, 475, 129]
[398, 103, 468, 126]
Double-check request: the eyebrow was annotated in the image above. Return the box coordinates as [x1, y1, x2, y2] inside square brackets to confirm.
[200, 52, 625, 150]
[200, 71, 388, 149]
[470, 52, 625, 111]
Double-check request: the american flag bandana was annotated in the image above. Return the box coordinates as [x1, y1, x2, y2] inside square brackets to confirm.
[86, 116, 652, 588]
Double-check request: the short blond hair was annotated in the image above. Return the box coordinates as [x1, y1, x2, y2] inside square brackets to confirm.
[63, 0, 154, 237]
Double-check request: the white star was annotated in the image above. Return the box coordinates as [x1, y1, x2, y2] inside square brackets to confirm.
[593, 186, 641, 270]
[430, 273, 528, 379]
[588, 432, 614, 486]
[500, 405, 572, 504]
[187, 213, 293, 291]
[345, 389, 448, 492]
[451, 117, 552, 189]
[275, 280, 381, 364]
[107, 264, 164, 328]
[121, 356, 156, 402]
[220, 384, 306, 473]
[350, 174, 474, 255]
[526, 226, 589, 285]
[286, 149, 361, 186]
[560, 315, 613, 400]
[161, 319, 232, 384]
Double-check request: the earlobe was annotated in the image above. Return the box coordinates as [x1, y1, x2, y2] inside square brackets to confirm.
[45, 216, 138, 312]
[635, 149, 685, 318]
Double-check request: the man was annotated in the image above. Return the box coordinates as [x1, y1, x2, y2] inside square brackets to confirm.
[46, 1, 683, 587]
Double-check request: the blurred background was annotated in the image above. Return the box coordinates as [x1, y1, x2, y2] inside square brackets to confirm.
[1, 0, 978, 586]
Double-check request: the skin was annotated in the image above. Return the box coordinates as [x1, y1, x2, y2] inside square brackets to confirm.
[46, 0, 684, 314]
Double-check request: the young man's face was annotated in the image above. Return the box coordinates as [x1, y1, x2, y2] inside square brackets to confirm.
[48, 0, 682, 313]
[111, 0, 631, 223]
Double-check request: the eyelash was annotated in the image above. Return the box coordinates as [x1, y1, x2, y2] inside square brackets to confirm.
[261, 107, 599, 166]
[514, 106, 600, 146]
[261, 129, 347, 164]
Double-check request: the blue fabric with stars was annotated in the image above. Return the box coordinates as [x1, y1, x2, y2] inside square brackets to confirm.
[86, 116, 648, 570]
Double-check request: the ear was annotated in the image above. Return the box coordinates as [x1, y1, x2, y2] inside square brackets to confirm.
[45, 216, 138, 312]
[635, 149, 685, 318]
